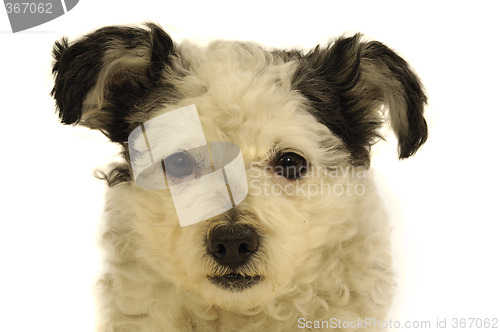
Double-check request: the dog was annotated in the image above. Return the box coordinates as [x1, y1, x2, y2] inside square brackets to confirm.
[51, 23, 427, 331]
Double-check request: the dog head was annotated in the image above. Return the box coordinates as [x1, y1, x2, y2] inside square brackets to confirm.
[52, 23, 426, 311]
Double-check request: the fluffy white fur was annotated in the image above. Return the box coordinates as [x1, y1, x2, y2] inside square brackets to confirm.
[94, 41, 394, 331]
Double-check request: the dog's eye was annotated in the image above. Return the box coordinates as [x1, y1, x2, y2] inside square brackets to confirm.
[164, 152, 194, 178]
[274, 152, 308, 179]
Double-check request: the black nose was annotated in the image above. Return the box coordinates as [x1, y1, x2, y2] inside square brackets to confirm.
[207, 224, 259, 269]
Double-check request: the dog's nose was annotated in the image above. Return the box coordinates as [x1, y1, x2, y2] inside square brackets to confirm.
[207, 224, 259, 269]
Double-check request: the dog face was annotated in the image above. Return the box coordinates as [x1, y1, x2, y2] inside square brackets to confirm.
[52, 24, 427, 312]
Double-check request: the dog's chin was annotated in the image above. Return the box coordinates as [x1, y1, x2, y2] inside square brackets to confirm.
[208, 273, 263, 292]
[196, 275, 273, 310]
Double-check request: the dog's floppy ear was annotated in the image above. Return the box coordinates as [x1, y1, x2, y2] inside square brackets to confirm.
[51, 23, 175, 142]
[296, 34, 428, 165]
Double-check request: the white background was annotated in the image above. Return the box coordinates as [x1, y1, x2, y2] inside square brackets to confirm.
[1, 1, 499, 331]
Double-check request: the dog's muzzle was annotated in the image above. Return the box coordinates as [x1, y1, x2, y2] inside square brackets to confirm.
[207, 224, 262, 291]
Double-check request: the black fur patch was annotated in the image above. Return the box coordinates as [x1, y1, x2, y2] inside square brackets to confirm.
[291, 35, 428, 166]
[51, 23, 184, 186]
[51, 23, 177, 142]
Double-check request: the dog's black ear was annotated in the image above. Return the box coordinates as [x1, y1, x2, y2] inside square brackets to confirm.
[51, 23, 175, 142]
[296, 34, 427, 165]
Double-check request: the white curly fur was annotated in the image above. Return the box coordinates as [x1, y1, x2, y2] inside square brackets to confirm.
[94, 40, 394, 331]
